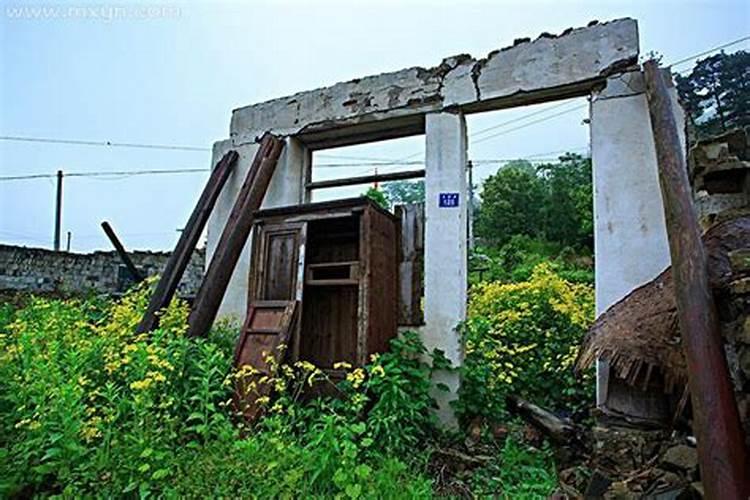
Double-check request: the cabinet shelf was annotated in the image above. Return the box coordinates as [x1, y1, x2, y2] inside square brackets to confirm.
[305, 261, 359, 286]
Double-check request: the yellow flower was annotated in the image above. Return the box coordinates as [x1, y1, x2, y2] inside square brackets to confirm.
[346, 368, 366, 388]
[130, 378, 153, 391]
[333, 361, 352, 370]
[371, 365, 385, 377]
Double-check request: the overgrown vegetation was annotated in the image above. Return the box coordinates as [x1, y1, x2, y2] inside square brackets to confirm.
[0, 286, 438, 497]
[457, 263, 595, 424]
[0, 285, 562, 497]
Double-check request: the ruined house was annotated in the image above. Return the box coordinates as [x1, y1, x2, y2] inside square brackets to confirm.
[205, 18, 687, 425]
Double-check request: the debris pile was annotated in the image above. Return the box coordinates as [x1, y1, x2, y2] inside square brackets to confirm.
[566, 127, 750, 497]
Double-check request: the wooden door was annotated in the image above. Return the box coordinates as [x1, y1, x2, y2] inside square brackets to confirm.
[233, 300, 298, 422]
[249, 222, 307, 302]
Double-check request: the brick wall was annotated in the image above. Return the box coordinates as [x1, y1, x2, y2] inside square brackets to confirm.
[0, 244, 204, 296]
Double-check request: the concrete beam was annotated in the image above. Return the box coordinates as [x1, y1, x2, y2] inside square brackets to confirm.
[230, 18, 638, 149]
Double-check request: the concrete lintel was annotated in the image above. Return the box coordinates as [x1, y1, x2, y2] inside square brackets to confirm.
[230, 18, 638, 148]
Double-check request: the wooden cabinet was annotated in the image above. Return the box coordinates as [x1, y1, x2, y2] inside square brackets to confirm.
[248, 198, 399, 368]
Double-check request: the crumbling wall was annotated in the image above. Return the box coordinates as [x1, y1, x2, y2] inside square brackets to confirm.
[689, 128, 750, 439]
[0, 244, 204, 296]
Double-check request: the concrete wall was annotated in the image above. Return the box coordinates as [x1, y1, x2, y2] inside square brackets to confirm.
[206, 137, 307, 321]
[590, 70, 686, 411]
[0, 244, 204, 296]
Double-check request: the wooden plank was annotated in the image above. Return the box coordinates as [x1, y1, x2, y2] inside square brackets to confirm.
[137, 151, 238, 333]
[187, 134, 284, 338]
[364, 204, 399, 360]
[306, 169, 425, 191]
[100, 221, 144, 283]
[643, 61, 749, 499]
[395, 203, 425, 325]
[233, 300, 297, 422]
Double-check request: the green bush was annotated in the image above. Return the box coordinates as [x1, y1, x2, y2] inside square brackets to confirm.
[471, 434, 557, 498]
[0, 285, 436, 498]
[470, 235, 593, 287]
[456, 263, 595, 424]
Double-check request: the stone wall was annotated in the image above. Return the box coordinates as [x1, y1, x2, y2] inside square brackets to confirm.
[689, 127, 750, 442]
[0, 244, 204, 296]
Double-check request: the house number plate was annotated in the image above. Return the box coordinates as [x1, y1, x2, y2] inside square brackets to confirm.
[438, 192, 460, 208]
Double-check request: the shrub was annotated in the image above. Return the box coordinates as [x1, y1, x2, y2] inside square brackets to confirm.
[0, 286, 436, 498]
[471, 434, 557, 497]
[456, 263, 595, 424]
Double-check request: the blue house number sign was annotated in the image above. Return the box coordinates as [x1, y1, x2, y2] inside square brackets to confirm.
[438, 192, 460, 208]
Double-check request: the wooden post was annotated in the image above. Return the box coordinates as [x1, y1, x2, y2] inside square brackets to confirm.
[643, 60, 749, 499]
[187, 134, 284, 338]
[53, 170, 63, 251]
[101, 221, 144, 283]
[136, 150, 238, 333]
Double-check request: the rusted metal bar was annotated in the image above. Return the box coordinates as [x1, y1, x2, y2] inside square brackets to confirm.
[306, 169, 424, 190]
[643, 60, 749, 499]
[187, 134, 284, 338]
[136, 150, 238, 333]
[101, 221, 144, 283]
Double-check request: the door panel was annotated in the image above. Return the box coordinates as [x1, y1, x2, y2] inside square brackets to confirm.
[250, 222, 306, 302]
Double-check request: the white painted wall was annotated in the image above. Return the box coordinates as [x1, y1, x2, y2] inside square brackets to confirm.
[590, 70, 686, 409]
[424, 111, 468, 426]
[206, 137, 307, 321]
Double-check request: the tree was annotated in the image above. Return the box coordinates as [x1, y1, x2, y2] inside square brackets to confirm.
[475, 155, 593, 251]
[537, 154, 593, 250]
[363, 186, 390, 210]
[475, 160, 545, 247]
[675, 50, 750, 137]
[382, 180, 425, 206]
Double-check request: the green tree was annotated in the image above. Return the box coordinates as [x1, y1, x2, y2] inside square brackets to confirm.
[475, 160, 545, 248]
[363, 186, 390, 210]
[538, 154, 593, 250]
[676, 50, 750, 137]
[382, 180, 425, 206]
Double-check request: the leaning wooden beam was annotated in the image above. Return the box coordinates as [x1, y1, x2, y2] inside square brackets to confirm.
[306, 169, 424, 190]
[101, 221, 144, 283]
[506, 395, 581, 446]
[136, 150, 238, 333]
[187, 134, 285, 338]
[643, 60, 749, 499]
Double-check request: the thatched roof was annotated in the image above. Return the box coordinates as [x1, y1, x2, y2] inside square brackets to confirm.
[576, 213, 750, 393]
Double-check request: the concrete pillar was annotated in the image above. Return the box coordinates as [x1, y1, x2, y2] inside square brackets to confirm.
[424, 111, 468, 426]
[206, 137, 308, 321]
[590, 70, 685, 416]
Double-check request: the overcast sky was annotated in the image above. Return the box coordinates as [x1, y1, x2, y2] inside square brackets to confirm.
[1, 0, 748, 252]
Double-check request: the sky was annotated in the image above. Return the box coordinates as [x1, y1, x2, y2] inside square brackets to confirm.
[1, 0, 748, 252]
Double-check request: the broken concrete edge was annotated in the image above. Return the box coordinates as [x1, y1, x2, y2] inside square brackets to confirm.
[227, 18, 639, 148]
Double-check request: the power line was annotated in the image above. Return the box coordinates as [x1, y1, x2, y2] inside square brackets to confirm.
[3, 35, 743, 173]
[0, 168, 209, 181]
[472, 104, 589, 145]
[469, 100, 580, 138]
[669, 34, 750, 68]
[0, 135, 211, 152]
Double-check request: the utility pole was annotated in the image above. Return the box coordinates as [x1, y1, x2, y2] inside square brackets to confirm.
[65, 231, 71, 252]
[53, 170, 63, 251]
[467, 160, 475, 250]
[644, 60, 748, 499]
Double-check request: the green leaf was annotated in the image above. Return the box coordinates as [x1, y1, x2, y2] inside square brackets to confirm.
[151, 468, 169, 480]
